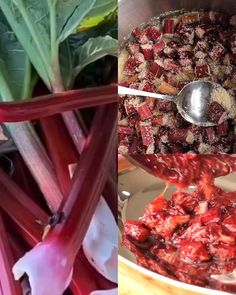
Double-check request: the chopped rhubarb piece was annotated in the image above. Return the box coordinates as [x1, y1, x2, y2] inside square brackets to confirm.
[208, 223, 235, 245]
[146, 196, 169, 212]
[140, 44, 154, 60]
[152, 115, 164, 126]
[177, 24, 195, 44]
[217, 121, 229, 136]
[124, 99, 138, 116]
[179, 241, 211, 263]
[210, 42, 225, 61]
[180, 12, 200, 24]
[205, 127, 217, 144]
[209, 244, 236, 261]
[200, 208, 221, 224]
[194, 64, 210, 78]
[168, 129, 188, 142]
[128, 115, 139, 127]
[140, 81, 155, 92]
[156, 101, 176, 112]
[157, 82, 179, 95]
[145, 26, 162, 41]
[207, 102, 227, 124]
[163, 59, 180, 73]
[132, 27, 149, 44]
[118, 126, 133, 135]
[139, 123, 154, 146]
[124, 221, 150, 242]
[195, 24, 207, 39]
[124, 57, 141, 75]
[136, 103, 153, 120]
[172, 192, 198, 213]
[146, 97, 156, 110]
[150, 61, 164, 78]
[163, 19, 175, 36]
[153, 40, 166, 57]
[223, 215, 236, 233]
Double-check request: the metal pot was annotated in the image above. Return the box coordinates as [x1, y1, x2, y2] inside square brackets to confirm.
[119, 0, 236, 44]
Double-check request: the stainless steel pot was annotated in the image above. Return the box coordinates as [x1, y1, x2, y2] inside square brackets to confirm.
[119, 0, 236, 44]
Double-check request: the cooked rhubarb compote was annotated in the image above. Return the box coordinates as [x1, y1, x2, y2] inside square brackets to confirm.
[122, 155, 236, 292]
[118, 11, 236, 154]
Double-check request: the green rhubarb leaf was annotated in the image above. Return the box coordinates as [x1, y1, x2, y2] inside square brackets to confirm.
[79, 0, 117, 29]
[0, 0, 97, 91]
[56, 0, 95, 43]
[0, 10, 32, 101]
[0, 1, 52, 90]
[73, 36, 118, 78]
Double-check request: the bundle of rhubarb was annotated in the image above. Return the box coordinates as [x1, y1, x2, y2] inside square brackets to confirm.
[0, 1, 117, 295]
[118, 10, 236, 154]
[123, 155, 236, 292]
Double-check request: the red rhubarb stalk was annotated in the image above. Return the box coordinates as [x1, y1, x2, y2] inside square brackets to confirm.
[40, 115, 79, 195]
[0, 85, 117, 122]
[7, 122, 64, 212]
[12, 103, 117, 295]
[0, 213, 22, 295]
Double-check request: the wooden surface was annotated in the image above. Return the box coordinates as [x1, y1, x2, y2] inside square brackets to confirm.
[119, 258, 208, 295]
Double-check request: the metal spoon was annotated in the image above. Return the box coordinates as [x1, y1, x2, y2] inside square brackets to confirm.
[119, 81, 234, 127]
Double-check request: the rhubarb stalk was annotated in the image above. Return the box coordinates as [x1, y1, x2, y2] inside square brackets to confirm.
[0, 212, 22, 295]
[12, 103, 117, 295]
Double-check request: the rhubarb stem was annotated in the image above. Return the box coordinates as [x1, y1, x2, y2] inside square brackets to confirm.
[6, 122, 64, 212]
[0, 212, 22, 295]
[0, 168, 48, 245]
[0, 85, 117, 122]
[53, 103, 117, 256]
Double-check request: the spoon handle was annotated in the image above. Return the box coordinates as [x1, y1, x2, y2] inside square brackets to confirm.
[118, 86, 175, 101]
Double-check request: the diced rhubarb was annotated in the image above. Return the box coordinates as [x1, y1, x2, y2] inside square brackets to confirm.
[140, 44, 154, 60]
[146, 196, 168, 212]
[217, 121, 229, 136]
[139, 123, 154, 146]
[118, 126, 133, 135]
[209, 244, 236, 261]
[153, 40, 166, 57]
[150, 61, 164, 78]
[163, 59, 180, 73]
[127, 43, 140, 55]
[205, 127, 217, 144]
[139, 81, 155, 92]
[156, 101, 176, 112]
[146, 97, 156, 110]
[194, 64, 210, 78]
[180, 12, 200, 24]
[124, 57, 141, 75]
[177, 24, 195, 44]
[157, 82, 179, 95]
[145, 26, 162, 41]
[179, 241, 211, 263]
[168, 129, 188, 142]
[163, 19, 175, 36]
[207, 102, 226, 124]
[132, 27, 149, 44]
[128, 115, 140, 127]
[124, 221, 150, 242]
[124, 99, 138, 116]
[200, 208, 221, 224]
[210, 42, 225, 61]
[223, 215, 236, 233]
[136, 103, 153, 120]
[152, 115, 164, 126]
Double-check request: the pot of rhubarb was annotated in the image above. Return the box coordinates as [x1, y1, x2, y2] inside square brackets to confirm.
[119, 155, 236, 294]
[118, 0, 236, 154]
